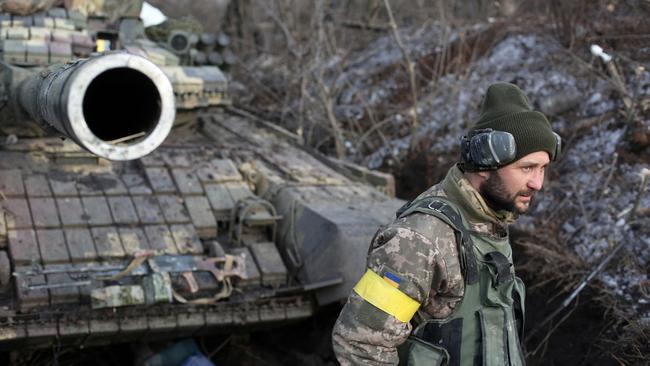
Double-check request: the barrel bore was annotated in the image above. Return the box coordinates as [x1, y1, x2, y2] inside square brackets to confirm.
[82, 67, 161, 143]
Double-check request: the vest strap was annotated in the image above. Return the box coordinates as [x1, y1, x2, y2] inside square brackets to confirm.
[485, 251, 514, 286]
[353, 269, 420, 323]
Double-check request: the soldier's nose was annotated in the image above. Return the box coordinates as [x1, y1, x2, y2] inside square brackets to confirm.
[528, 172, 544, 191]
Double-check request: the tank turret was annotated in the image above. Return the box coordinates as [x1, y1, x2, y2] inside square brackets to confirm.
[0, 0, 179, 161]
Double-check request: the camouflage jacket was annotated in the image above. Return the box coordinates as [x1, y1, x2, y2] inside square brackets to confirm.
[332, 165, 516, 365]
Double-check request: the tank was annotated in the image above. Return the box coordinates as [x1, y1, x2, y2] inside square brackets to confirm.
[0, 1, 402, 349]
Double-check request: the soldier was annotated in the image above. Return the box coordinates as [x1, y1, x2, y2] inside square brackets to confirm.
[332, 82, 562, 366]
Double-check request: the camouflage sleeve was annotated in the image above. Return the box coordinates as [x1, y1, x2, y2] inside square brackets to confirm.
[332, 213, 458, 366]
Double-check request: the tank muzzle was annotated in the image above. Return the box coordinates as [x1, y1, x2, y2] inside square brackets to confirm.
[18, 52, 175, 161]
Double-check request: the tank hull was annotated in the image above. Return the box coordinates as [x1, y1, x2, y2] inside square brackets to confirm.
[0, 111, 402, 348]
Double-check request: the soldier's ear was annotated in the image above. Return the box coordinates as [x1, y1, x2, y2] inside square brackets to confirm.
[477, 171, 490, 180]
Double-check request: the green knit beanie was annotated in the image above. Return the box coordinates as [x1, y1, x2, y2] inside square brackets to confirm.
[465, 82, 557, 170]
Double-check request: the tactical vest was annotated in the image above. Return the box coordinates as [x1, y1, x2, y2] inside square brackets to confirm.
[396, 197, 526, 366]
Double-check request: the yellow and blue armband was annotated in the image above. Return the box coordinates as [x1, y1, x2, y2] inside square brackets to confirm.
[353, 269, 420, 322]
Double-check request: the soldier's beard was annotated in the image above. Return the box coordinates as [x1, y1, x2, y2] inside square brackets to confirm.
[480, 173, 534, 214]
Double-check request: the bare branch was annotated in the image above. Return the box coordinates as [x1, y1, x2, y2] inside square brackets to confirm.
[313, 0, 345, 159]
[332, 18, 390, 32]
[383, 0, 420, 152]
[258, 0, 302, 58]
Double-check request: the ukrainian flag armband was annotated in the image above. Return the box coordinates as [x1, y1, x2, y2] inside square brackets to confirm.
[353, 269, 420, 323]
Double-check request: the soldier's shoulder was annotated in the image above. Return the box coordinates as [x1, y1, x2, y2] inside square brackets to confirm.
[371, 212, 456, 255]
[413, 182, 447, 201]
[394, 211, 454, 237]
[394, 182, 462, 236]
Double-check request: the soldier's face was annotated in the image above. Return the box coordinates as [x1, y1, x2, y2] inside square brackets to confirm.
[480, 151, 550, 214]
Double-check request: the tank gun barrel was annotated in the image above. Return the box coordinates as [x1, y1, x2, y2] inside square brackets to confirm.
[17, 52, 175, 161]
